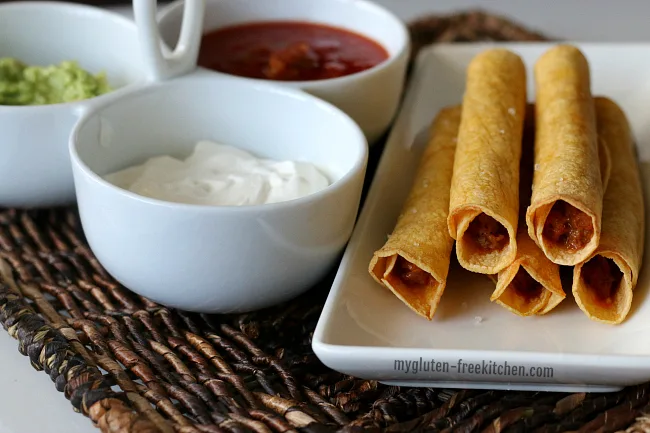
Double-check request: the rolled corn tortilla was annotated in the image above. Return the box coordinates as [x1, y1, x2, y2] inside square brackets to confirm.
[493, 234, 565, 316]
[448, 48, 527, 274]
[526, 45, 603, 266]
[572, 97, 644, 325]
[491, 106, 565, 316]
[369, 106, 460, 320]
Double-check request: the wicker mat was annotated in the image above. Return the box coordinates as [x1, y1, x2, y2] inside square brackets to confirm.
[1, 10, 649, 433]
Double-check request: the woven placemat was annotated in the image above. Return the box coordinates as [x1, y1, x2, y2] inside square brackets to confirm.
[1, 10, 649, 433]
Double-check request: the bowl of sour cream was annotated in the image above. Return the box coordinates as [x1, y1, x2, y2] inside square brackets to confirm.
[69, 71, 368, 313]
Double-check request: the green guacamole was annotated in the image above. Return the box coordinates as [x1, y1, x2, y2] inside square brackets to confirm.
[0, 58, 112, 106]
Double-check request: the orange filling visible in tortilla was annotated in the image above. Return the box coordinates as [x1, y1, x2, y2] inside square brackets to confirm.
[509, 267, 544, 302]
[394, 256, 432, 288]
[466, 213, 509, 252]
[581, 255, 623, 306]
[542, 200, 594, 251]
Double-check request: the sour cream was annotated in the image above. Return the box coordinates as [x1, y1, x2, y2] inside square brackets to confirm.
[103, 141, 330, 206]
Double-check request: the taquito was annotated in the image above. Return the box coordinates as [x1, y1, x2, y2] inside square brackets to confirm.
[573, 97, 644, 324]
[536, 136, 612, 315]
[491, 106, 565, 316]
[369, 106, 460, 320]
[526, 45, 603, 266]
[448, 48, 527, 274]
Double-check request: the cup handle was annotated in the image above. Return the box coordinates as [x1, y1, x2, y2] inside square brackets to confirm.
[133, 0, 205, 82]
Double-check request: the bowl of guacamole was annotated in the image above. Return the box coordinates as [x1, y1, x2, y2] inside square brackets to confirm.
[0, 57, 112, 106]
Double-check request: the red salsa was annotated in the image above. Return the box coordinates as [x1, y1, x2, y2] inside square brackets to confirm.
[197, 21, 389, 81]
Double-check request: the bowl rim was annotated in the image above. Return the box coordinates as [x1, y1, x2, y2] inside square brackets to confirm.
[69, 72, 369, 214]
[156, 0, 411, 87]
[0, 1, 143, 113]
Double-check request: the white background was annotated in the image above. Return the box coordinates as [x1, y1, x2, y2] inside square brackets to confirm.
[1, 1, 650, 432]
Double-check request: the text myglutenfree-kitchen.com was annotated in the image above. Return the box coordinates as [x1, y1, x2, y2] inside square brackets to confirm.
[394, 357, 554, 378]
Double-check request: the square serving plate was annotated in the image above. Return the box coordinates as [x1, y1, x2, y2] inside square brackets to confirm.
[312, 42, 650, 393]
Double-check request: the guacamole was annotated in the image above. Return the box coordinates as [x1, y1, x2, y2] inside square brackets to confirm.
[0, 58, 112, 105]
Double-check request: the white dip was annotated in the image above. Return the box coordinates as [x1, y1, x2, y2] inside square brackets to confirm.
[104, 140, 330, 206]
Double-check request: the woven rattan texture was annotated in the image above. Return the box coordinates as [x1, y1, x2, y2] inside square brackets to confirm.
[1, 10, 649, 433]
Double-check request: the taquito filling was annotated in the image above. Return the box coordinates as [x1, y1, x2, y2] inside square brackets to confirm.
[581, 256, 623, 306]
[394, 256, 432, 288]
[466, 214, 509, 252]
[509, 268, 544, 302]
[542, 200, 594, 251]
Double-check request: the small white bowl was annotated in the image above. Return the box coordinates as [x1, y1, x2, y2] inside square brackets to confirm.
[69, 71, 368, 313]
[0, 1, 147, 207]
[157, 0, 410, 144]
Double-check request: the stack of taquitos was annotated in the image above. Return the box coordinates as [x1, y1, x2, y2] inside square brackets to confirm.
[490, 100, 612, 317]
[524, 45, 643, 324]
[368, 44, 644, 325]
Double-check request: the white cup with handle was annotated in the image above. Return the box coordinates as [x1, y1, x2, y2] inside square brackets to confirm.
[133, 0, 205, 81]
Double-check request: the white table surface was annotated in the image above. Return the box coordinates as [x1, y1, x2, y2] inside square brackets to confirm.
[1, 1, 650, 432]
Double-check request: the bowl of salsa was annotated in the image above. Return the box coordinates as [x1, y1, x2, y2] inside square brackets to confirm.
[197, 21, 390, 82]
[157, 0, 410, 143]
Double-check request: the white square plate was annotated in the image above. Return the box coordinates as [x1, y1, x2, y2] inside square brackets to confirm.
[312, 42, 650, 393]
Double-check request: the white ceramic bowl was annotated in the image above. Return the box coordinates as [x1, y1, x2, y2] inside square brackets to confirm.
[0, 1, 147, 207]
[157, 0, 410, 144]
[70, 71, 368, 313]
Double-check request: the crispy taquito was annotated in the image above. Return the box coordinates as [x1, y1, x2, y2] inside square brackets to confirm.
[448, 48, 527, 274]
[369, 106, 460, 320]
[526, 45, 603, 266]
